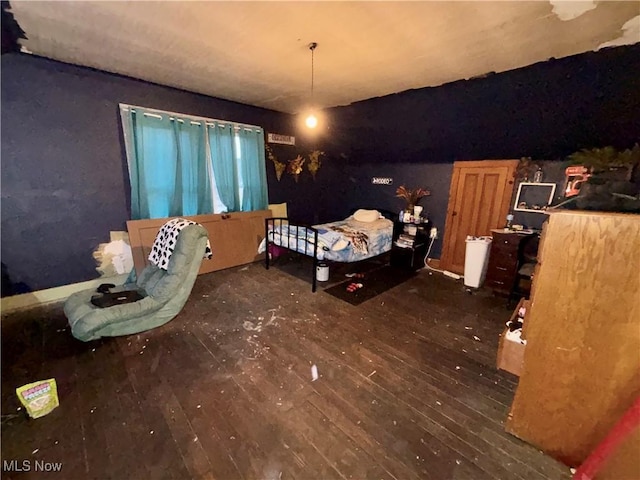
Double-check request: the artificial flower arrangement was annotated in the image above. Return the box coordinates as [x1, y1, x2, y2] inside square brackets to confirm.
[396, 185, 431, 211]
[266, 145, 286, 181]
[307, 150, 324, 180]
[266, 146, 326, 182]
[287, 155, 305, 182]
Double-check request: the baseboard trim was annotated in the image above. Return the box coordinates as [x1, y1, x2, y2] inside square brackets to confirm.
[1, 274, 129, 314]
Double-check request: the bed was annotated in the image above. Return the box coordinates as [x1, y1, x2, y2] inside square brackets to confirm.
[261, 209, 395, 292]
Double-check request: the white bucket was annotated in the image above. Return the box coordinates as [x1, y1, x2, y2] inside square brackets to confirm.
[316, 263, 329, 282]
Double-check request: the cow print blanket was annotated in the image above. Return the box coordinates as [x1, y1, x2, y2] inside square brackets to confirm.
[148, 218, 212, 270]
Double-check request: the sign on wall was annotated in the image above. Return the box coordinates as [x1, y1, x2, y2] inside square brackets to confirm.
[267, 133, 296, 146]
[371, 177, 393, 185]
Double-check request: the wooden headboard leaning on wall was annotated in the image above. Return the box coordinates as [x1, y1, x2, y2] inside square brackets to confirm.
[127, 210, 272, 277]
[268, 202, 288, 219]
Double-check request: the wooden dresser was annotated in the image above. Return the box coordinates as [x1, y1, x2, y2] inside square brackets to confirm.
[505, 210, 640, 467]
[485, 229, 536, 295]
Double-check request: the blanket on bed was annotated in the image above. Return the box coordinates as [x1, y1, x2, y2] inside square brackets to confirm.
[260, 217, 393, 262]
[324, 225, 368, 254]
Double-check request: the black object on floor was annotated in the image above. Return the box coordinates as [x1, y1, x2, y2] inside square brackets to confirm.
[324, 265, 416, 305]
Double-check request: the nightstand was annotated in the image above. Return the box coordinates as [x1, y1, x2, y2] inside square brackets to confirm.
[390, 221, 430, 270]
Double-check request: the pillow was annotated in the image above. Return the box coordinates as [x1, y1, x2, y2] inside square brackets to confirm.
[347, 217, 392, 231]
[352, 209, 380, 223]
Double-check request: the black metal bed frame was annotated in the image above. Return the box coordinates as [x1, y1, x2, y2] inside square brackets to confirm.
[264, 217, 321, 292]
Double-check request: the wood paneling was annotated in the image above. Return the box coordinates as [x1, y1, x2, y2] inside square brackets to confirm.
[127, 210, 271, 276]
[440, 160, 519, 274]
[506, 210, 640, 466]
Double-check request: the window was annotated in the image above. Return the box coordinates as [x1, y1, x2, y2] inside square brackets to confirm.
[120, 104, 268, 220]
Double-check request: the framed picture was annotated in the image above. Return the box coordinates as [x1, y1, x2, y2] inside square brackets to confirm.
[513, 182, 557, 213]
[267, 133, 295, 146]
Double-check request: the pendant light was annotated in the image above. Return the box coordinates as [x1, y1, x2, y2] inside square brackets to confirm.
[305, 42, 318, 129]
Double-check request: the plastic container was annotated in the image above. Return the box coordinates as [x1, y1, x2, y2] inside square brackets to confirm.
[533, 168, 544, 183]
[316, 263, 329, 282]
[464, 236, 493, 288]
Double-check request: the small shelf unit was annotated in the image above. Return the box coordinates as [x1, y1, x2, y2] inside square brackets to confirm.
[390, 221, 430, 270]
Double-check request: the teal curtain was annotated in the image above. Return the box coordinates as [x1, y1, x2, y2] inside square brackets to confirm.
[128, 112, 178, 219]
[235, 127, 268, 211]
[123, 109, 212, 219]
[208, 122, 239, 212]
[172, 120, 212, 216]
[121, 105, 268, 219]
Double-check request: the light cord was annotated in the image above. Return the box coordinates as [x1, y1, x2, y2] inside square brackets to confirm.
[423, 236, 445, 273]
[310, 43, 316, 103]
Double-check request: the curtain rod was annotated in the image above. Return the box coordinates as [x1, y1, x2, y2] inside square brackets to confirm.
[119, 103, 263, 132]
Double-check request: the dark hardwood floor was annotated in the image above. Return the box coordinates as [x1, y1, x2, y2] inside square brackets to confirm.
[1, 260, 570, 479]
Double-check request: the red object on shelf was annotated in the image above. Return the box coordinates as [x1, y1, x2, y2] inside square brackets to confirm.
[572, 396, 640, 480]
[564, 165, 591, 197]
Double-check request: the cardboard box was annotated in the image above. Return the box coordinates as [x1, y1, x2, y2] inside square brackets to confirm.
[497, 329, 526, 376]
[497, 297, 527, 376]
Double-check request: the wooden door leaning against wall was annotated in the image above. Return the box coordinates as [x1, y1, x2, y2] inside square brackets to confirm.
[439, 160, 519, 275]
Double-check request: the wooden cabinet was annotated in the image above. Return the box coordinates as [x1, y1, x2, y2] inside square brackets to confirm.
[485, 230, 535, 295]
[505, 210, 640, 467]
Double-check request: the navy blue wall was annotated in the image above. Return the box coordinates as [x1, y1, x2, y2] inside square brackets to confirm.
[2, 44, 639, 293]
[325, 44, 640, 164]
[301, 44, 640, 255]
[1, 54, 294, 293]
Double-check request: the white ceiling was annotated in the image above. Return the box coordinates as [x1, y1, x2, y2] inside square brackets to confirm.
[8, 1, 640, 114]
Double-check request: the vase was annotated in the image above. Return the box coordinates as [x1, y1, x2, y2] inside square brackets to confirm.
[406, 204, 415, 216]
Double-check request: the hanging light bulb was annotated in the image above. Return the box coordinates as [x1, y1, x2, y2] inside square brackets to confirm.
[305, 114, 318, 129]
[305, 42, 318, 129]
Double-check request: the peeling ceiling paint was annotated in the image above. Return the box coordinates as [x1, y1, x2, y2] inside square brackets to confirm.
[598, 15, 640, 49]
[549, 0, 597, 21]
[7, 1, 640, 113]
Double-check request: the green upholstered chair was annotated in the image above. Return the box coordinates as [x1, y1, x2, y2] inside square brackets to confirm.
[64, 224, 209, 342]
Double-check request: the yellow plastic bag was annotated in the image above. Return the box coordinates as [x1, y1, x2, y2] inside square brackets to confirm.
[16, 379, 59, 419]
